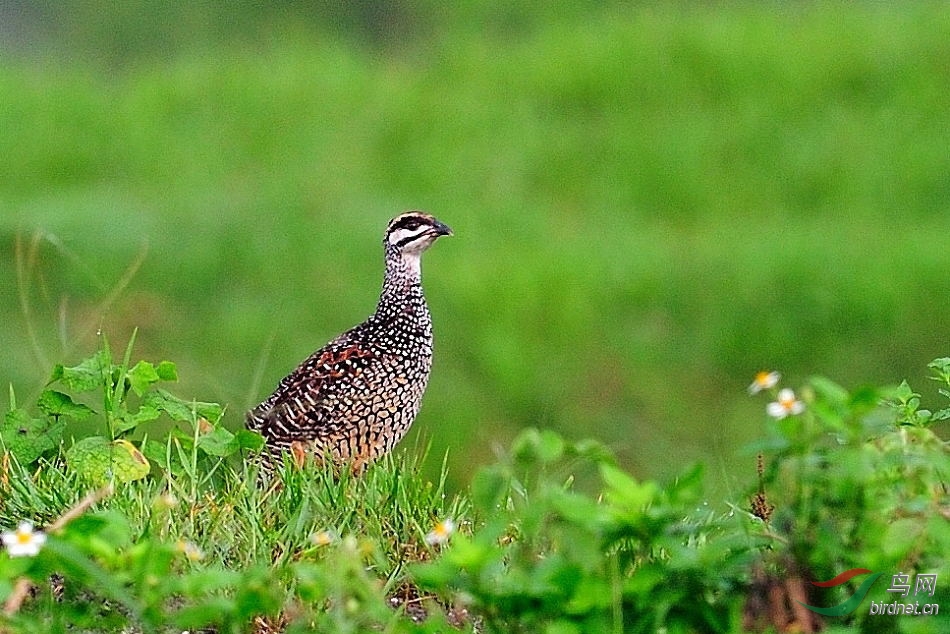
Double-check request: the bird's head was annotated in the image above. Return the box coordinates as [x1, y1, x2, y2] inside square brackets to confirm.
[384, 211, 453, 258]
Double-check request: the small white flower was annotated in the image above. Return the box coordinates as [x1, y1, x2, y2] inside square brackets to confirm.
[311, 530, 337, 547]
[153, 492, 179, 511]
[2, 521, 47, 557]
[748, 371, 781, 395]
[425, 518, 455, 546]
[767, 388, 805, 419]
[175, 540, 204, 561]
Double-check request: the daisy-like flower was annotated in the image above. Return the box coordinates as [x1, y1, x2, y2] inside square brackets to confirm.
[176, 540, 204, 562]
[767, 388, 805, 419]
[311, 530, 337, 547]
[748, 371, 781, 395]
[425, 518, 455, 546]
[153, 492, 179, 511]
[2, 521, 47, 557]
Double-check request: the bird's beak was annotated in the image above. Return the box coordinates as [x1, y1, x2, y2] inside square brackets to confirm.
[433, 221, 453, 237]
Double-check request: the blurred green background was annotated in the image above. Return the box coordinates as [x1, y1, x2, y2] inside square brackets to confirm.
[1, 2, 948, 494]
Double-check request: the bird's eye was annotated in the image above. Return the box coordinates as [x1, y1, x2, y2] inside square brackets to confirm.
[404, 220, 421, 230]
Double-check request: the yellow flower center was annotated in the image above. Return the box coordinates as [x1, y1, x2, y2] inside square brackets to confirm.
[16, 531, 32, 545]
[431, 521, 454, 539]
[754, 371, 771, 386]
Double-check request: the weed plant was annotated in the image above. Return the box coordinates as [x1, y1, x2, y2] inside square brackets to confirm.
[2, 338, 948, 632]
[3, 3, 950, 491]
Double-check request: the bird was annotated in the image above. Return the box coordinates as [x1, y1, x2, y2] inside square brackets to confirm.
[247, 211, 453, 473]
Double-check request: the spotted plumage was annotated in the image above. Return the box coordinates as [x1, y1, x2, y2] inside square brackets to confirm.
[247, 211, 452, 471]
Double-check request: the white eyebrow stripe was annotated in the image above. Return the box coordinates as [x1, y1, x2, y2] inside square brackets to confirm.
[389, 225, 431, 246]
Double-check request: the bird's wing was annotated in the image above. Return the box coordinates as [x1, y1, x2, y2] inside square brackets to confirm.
[246, 333, 380, 440]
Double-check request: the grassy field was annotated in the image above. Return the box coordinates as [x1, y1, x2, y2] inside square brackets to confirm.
[1, 2, 949, 496]
[1, 351, 948, 631]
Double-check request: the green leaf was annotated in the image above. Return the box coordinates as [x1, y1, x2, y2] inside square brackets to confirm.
[196, 426, 239, 457]
[892, 380, 918, 403]
[141, 438, 175, 472]
[36, 390, 95, 420]
[127, 361, 161, 397]
[234, 429, 265, 451]
[928, 357, 950, 378]
[156, 361, 178, 381]
[114, 400, 163, 435]
[565, 578, 613, 614]
[536, 429, 566, 463]
[141, 390, 224, 424]
[49, 350, 111, 393]
[512, 427, 565, 464]
[549, 489, 604, 528]
[600, 463, 658, 510]
[441, 533, 501, 571]
[141, 390, 193, 422]
[471, 465, 511, 510]
[572, 438, 614, 464]
[0, 409, 65, 465]
[66, 437, 151, 484]
[809, 375, 850, 405]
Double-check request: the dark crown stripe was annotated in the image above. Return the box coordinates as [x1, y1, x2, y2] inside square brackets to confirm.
[388, 213, 431, 233]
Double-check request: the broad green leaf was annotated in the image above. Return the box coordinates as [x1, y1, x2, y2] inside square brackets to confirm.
[891, 380, 918, 403]
[536, 429, 566, 463]
[36, 390, 95, 421]
[565, 577, 613, 614]
[809, 375, 849, 405]
[667, 463, 705, 505]
[66, 436, 110, 482]
[471, 465, 510, 510]
[442, 533, 500, 571]
[549, 489, 604, 528]
[196, 426, 239, 457]
[156, 361, 178, 381]
[512, 427, 565, 464]
[234, 429, 265, 451]
[928, 357, 950, 376]
[142, 438, 175, 471]
[127, 361, 161, 397]
[141, 390, 191, 422]
[114, 400, 163, 435]
[0, 409, 65, 465]
[49, 350, 111, 393]
[572, 438, 614, 464]
[600, 463, 657, 510]
[66, 436, 151, 484]
[141, 389, 224, 424]
[512, 427, 543, 462]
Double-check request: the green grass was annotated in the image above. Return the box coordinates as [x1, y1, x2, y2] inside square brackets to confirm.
[2, 2, 949, 496]
[1, 451, 469, 633]
[1, 353, 948, 632]
[2, 4, 949, 631]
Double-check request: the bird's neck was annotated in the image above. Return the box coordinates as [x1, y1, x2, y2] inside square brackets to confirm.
[377, 251, 425, 311]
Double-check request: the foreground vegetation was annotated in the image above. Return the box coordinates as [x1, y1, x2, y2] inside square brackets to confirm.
[1, 341, 948, 632]
[3, 3, 950, 490]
